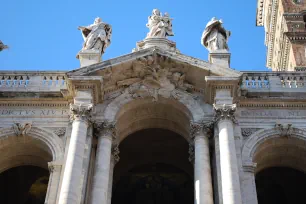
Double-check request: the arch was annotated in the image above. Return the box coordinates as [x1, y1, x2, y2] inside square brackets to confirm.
[242, 127, 306, 171]
[0, 126, 64, 173]
[103, 90, 208, 142]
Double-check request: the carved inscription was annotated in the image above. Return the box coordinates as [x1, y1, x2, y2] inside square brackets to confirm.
[0, 109, 69, 117]
[239, 110, 306, 118]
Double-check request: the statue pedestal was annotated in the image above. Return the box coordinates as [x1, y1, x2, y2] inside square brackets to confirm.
[76, 50, 101, 67]
[209, 50, 231, 68]
[134, 38, 177, 52]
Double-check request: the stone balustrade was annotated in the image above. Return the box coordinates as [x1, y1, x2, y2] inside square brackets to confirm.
[241, 72, 306, 96]
[0, 71, 67, 92]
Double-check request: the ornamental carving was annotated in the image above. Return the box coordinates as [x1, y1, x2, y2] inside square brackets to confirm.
[102, 54, 194, 96]
[112, 145, 120, 164]
[12, 122, 32, 136]
[94, 120, 117, 141]
[70, 104, 93, 121]
[241, 128, 262, 138]
[213, 104, 237, 124]
[53, 127, 66, 137]
[275, 123, 294, 137]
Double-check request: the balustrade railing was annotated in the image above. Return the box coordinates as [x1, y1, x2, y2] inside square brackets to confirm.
[0, 72, 67, 91]
[241, 71, 306, 91]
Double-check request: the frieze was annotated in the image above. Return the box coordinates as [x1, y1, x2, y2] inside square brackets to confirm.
[0, 109, 69, 117]
[238, 109, 306, 118]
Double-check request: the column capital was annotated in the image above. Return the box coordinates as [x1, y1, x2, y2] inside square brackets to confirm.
[189, 120, 213, 163]
[70, 103, 93, 123]
[190, 120, 213, 139]
[213, 104, 237, 124]
[94, 120, 117, 141]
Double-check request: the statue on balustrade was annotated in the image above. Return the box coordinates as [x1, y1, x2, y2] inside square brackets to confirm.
[201, 17, 231, 52]
[78, 17, 112, 55]
[146, 9, 174, 38]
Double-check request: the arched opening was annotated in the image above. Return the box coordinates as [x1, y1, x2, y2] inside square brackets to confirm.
[0, 165, 49, 204]
[0, 134, 54, 204]
[112, 128, 193, 204]
[256, 167, 306, 204]
[252, 136, 306, 204]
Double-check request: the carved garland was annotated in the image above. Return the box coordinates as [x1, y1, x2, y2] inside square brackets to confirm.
[12, 122, 32, 136]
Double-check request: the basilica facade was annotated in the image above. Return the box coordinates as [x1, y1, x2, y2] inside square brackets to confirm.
[1, 1, 306, 204]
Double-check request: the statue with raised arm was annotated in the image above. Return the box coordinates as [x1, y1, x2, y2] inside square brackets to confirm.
[146, 9, 174, 38]
[201, 17, 231, 52]
[78, 17, 112, 55]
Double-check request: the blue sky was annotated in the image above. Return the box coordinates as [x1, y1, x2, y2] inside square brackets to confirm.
[0, 0, 268, 71]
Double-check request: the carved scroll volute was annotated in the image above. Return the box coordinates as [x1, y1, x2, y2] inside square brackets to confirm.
[70, 104, 93, 122]
[13, 123, 32, 136]
[213, 104, 237, 124]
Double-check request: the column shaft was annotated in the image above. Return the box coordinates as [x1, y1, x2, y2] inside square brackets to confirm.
[59, 119, 89, 204]
[90, 135, 113, 204]
[217, 119, 242, 204]
[194, 135, 214, 204]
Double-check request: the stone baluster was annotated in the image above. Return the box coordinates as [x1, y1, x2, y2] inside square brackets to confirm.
[90, 121, 117, 204]
[214, 104, 242, 204]
[58, 103, 93, 204]
[190, 121, 214, 204]
[45, 161, 62, 204]
[241, 162, 258, 204]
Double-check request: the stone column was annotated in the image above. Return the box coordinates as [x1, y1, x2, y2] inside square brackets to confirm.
[190, 121, 214, 204]
[241, 162, 258, 204]
[107, 147, 120, 204]
[90, 121, 117, 204]
[214, 104, 242, 204]
[45, 161, 62, 204]
[58, 103, 93, 204]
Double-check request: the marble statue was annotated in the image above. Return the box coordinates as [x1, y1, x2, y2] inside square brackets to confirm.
[146, 9, 174, 38]
[201, 17, 231, 52]
[78, 17, 112, 55]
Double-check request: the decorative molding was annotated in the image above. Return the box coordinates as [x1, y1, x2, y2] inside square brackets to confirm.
[238, 102, 306, 108]
[48, 161, 62, 173]
[0, 102, 69, 107]
[12, 122, 32, 136]
[69, 104, 93, 122]
[242, 162, 257, 173]
[241, 128, 262, 138]
[213, 104, 237, 124]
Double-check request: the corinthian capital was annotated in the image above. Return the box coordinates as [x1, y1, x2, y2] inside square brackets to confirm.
[70, 103, 93, 122]
[213, 104, 237, 124]
[94, 120, 117, 140]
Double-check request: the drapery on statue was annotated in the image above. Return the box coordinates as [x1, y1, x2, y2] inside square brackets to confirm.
[78, 17, 112, 56]
[146, 9, 174, 38]
[201, 17, 231, 52]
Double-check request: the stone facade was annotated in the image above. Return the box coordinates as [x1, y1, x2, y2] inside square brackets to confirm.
[1, 5, 306, 204]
